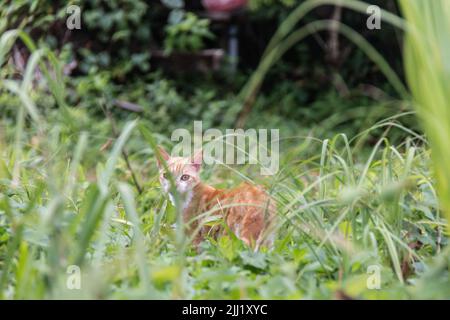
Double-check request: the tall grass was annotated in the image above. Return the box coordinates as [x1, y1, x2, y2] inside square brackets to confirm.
[240, 0, 450, 229]
[0, 32, 155, 298]
[236, 0, 408, 126]
[399, 0, 450, 225]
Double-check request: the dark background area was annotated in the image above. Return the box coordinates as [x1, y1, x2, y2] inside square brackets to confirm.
[1, 0, 413, 140]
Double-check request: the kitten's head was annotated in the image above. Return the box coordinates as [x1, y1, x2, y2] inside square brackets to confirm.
[156, 146, 202, 196]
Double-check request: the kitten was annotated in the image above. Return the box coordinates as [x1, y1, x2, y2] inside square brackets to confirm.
[156, 146, 276, 250]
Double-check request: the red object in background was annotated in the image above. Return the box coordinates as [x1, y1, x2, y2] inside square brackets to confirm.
[202, 0, 248, 12]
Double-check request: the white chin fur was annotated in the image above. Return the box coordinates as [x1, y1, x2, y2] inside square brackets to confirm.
[162, 180, 193, 210]
[168, 190, 193, 210]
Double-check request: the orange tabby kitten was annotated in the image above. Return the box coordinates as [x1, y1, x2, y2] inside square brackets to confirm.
[156, 146, 276, 250]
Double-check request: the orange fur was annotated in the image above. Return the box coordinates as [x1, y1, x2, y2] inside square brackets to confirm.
[156, 146, 276, 250]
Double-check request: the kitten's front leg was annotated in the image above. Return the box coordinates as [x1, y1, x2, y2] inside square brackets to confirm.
[191, 225, 220, 253]
[191, 235, 203, 253]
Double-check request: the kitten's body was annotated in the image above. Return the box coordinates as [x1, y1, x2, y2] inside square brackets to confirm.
[157, 147, 276, 250]
[184, 181, 275, 248]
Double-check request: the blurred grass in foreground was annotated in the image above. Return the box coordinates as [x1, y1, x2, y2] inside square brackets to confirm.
[399, 0, 450, 226]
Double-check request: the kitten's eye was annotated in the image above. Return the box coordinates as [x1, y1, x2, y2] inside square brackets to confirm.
[163, 172, 169, 179]
[180, 174, 190, 181]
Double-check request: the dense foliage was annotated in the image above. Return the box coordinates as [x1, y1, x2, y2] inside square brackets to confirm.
[0, 0, 449, 299]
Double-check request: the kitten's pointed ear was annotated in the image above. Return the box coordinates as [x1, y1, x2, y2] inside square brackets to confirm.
[156, 145, 170, 168]
[191, 149, 203, 172]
